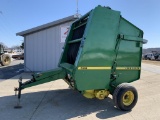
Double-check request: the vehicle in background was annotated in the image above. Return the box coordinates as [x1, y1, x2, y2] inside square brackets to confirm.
[157, 55, 160, 60]
[12, 53, 24, 60]
[12, 48, 24, 54]
[146, 53, 155, 60]
[142, 54, 147, 60]
[154, 53, 160, 60]
[143, 53, 160, 60]
[0, 44, 11, 66]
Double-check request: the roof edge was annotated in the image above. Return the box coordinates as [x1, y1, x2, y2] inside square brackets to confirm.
[17, 15, 80, 36]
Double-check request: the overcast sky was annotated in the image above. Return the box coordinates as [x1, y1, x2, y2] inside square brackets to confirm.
[0, 0, 159, 48]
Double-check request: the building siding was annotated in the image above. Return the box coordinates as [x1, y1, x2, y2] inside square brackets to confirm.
[25, 21, 73, 71]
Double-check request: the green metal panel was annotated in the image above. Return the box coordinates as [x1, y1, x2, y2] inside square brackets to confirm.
[114, 17, 143, 85]
[74, 6, 121, 90]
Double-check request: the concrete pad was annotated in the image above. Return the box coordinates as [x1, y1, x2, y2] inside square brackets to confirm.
[0, 63, 160, 120]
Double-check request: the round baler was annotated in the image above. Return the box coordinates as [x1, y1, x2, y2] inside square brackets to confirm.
[14, 5, 147, 111]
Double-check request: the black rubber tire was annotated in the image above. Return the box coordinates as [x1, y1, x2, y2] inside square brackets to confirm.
[1, 54, 11, 66]
[113, 83, 138, 111]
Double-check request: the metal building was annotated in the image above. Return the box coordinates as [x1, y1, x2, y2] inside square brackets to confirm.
[17, 15, 79, 72]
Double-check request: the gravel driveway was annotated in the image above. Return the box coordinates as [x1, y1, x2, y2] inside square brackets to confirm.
[0, 63, 160, 120]
[0, 60, 24, 80]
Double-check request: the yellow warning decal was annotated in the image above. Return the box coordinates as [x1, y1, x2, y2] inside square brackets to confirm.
[116, 67, 141, 70]
[78, 67, 111, 70]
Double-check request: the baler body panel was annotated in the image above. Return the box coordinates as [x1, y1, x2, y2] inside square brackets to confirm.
[59, 6, 143, 91]
[114, 18, 143, 85]
[74, 7, 121, 90]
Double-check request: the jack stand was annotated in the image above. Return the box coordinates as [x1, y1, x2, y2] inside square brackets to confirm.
[14, 99, 22, 109]
[14, 88, 17, 96]
[14, 77, 22, 109]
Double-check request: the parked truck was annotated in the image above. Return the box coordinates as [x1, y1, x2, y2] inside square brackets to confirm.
[0, 44, 11, 66]
[14, 6, 147, 111]
[143, 53, 160, 60]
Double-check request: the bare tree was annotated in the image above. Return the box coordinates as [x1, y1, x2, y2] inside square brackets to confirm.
[20, 42, 24, 49]
[0, 42, 8, 48]
[11, 45, 21, 49]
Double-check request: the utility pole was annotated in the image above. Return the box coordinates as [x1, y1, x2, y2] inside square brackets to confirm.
[76, 0, 79, 15]
[75, 0, 81, 18]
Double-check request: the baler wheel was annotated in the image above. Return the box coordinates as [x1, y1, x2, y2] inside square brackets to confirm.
[113, 83, 138, 111]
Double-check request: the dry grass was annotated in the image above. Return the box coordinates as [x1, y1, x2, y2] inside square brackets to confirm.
[142, 60, 160, 66]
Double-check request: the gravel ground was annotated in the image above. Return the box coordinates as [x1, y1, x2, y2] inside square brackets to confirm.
[0, 60, 24, 80]
[142, 60, 160, 66]
[0, 63, 160, 120]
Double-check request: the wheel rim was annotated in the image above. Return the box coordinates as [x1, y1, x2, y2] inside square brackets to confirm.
[123, 91, 134, 106]
[4, 56, 10, 64]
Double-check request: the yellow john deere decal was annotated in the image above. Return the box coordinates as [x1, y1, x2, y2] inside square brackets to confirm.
[116, 67, 141, 70]
[78, 67, 111, 70]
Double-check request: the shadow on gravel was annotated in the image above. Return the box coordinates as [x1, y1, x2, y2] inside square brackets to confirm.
[0, 89, 129, 120]
[0, 63, 24, 80]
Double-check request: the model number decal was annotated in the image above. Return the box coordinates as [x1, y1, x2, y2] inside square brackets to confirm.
[116, 67, 141, 70]
[78, 67, 141, 70]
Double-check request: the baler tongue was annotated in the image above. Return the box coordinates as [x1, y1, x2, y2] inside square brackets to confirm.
[14, 68, 66, 107]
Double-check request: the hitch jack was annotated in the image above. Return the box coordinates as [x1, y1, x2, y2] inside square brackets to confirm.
[14, 77, 22, 109]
